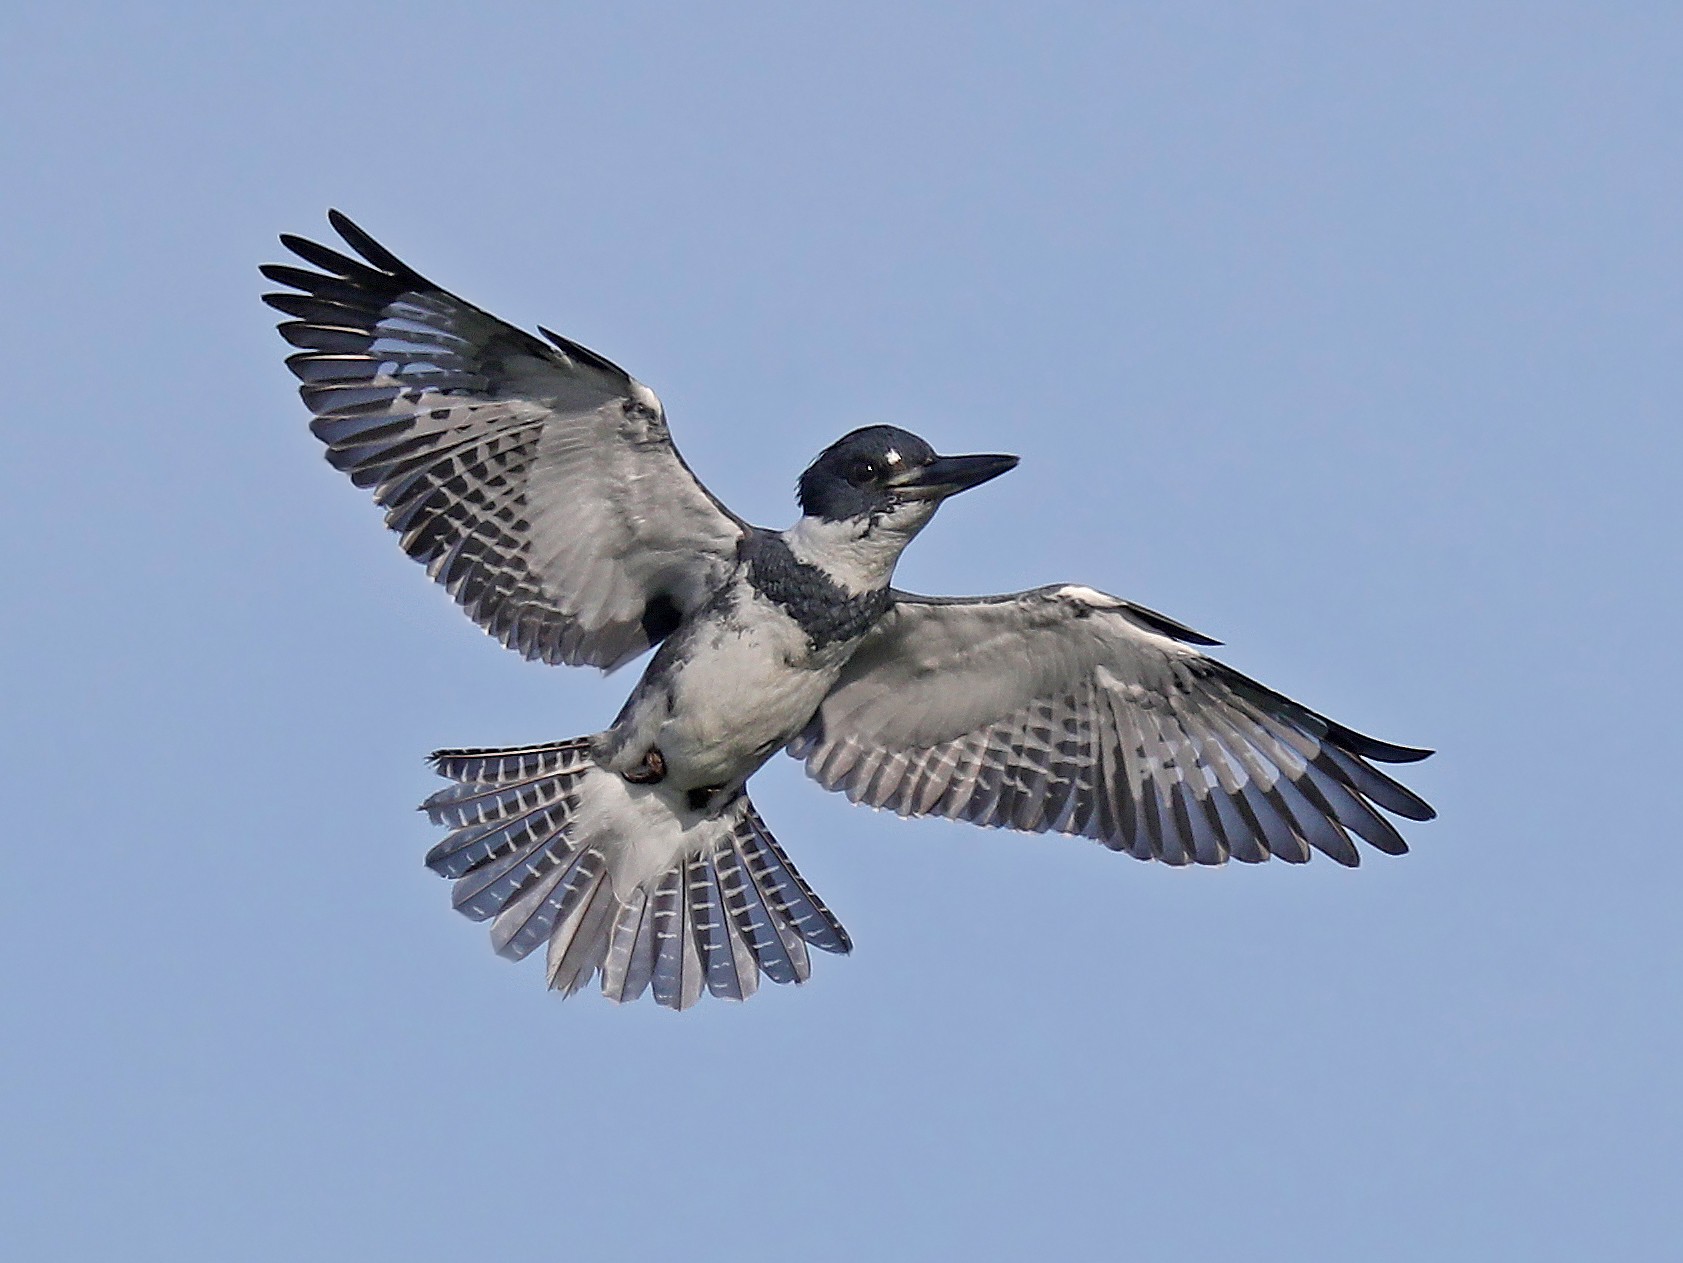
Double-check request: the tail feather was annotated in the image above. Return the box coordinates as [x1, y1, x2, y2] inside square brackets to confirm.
[484, 855, 574, 956]
[449, 826, 571, 921]
[650, 865, 704, 1010]
[736, 805, 852, 955]
[425, 791, 577, 881]
[716, 825, 810, 985]
[601, 888, 655, 1003]
[422, 739, 593, 877]
[490, 846, 606, 961]
[431, 741, 593, 786]
[689, 851, 759, 1001]
[423, 774, 571, 831]
[545, 874, 616, 996]
[423, 742, 850, 1009]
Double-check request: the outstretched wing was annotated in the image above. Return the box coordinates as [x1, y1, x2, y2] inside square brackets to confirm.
[263, 211, 748, 670]
[790, 585, 1435, 866]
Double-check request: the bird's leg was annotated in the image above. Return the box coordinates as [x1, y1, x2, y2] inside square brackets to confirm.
[623, 746, 666, 784]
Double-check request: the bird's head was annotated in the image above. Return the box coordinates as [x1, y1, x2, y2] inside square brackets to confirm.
[796, 426, 1019, 528]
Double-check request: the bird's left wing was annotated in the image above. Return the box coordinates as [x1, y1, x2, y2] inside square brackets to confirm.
[790, 586, 1434, 865]
[263, 211, 748, 671]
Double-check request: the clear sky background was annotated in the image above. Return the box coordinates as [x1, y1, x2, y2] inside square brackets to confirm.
[4, 4, 1679, 1259]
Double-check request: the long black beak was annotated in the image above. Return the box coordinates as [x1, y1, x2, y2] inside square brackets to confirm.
[896, 452, 1020, 499]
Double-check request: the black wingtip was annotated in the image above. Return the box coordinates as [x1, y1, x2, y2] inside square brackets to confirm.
[326, 207, 366, 243]
[1350, 734, 1434, 764]
[325, 208, 426, 282]
[1121, 599, 1223, 647]
[257, 262, 300, 286]
[538, 325, 632, 381]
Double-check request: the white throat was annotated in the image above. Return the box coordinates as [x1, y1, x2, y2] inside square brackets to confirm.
[782, 510, 930, 596]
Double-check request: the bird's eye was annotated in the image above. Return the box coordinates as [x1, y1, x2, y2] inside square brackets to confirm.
[848, 459, 880, 485]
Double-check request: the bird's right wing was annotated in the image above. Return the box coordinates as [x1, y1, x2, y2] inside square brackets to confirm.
[791, 585, 1434, 865]
[263, 211, 748, 671]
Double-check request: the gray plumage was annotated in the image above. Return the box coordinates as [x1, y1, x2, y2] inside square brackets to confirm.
[264, 212, 1436, 1011]
[267, 216, 744, 671]
[789, 587, 1431, 866]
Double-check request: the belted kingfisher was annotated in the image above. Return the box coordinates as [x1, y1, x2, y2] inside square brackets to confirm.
[264, 212, 1436, 1010]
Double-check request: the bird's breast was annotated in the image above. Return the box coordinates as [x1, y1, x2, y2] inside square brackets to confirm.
[641, 589, 860, 789]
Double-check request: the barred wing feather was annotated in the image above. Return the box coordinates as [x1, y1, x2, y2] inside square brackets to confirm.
[262, 211, 746, 670]
[791, 585, 1435, 866]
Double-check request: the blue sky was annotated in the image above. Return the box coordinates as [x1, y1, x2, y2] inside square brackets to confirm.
[4, 3, 1679, 1259]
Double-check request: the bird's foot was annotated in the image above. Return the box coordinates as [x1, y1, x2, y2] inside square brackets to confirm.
[623, 747, 666, 784]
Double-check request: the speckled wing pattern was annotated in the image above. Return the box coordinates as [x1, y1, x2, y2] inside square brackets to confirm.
[262, 211, 746, 670]
[790, 585, 1435, 866]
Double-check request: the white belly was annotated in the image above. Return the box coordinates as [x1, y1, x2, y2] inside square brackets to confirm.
[653, 594, 850, 788]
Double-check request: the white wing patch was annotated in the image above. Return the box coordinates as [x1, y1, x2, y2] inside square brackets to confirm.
[1057, 584, 1124, 608]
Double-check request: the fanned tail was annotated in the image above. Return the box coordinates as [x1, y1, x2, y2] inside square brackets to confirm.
[422, 740, 850, 1010]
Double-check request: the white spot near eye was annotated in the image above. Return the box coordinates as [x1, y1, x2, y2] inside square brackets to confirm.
[884, 448, 902, 465]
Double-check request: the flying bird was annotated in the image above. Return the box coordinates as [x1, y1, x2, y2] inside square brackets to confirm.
[263, 212, 1436, 1010]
